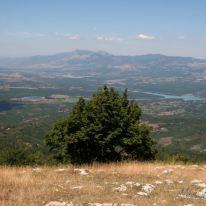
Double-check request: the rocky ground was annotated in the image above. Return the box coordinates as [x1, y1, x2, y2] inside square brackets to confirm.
[0, 163, 206, 206]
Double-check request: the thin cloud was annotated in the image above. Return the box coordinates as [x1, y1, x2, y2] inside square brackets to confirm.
[136, 34, 156, 40]
[96, 35, 124, 41]
[65, 34, 80, 40]
[55, 33, 80, 40]
[178, 35, 185, 40]
[7, 32, 46, 38]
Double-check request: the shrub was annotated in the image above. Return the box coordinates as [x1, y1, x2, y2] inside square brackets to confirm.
[45, 86, 156, 164]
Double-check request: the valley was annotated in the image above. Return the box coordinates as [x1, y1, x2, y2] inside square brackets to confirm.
[0, 50, 206, 161]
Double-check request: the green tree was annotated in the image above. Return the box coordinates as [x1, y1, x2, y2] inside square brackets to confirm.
[45, 86, 156, 163]
[0, 145, 46, 166]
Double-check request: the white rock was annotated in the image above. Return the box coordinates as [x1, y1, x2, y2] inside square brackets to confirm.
[88, 203, 102, 206]
[196, 188, 206, 199]
[67, 203, 74, 206]
[165, 179, 174, 184]
[154, 180, 163, 185]
[133, 182, 141, 187]
[89, 204, 114, 206]
[33, 168, 41, 172]
[57, 185, 65, 189]
[74, 168, 88, 176]
[55, 168, 66, 172]
[44, 202, 72, 206]
[112, 182, 119, 185]
[114, 184, 127, 192]
[137, 191, 148, 196]
[191, 179, 204, 184]
[142, 184, 155, 193]
[167, 189, 178, 192]
[162, 169, 174, 174]
[102, 204, 114, 206]
[177, 194, 191, 199]
[96, 185, 103, 189]
[196, 183, 206, 188]
[120, 204, 137, 206]
[125, 181, 134, 186]
[71, 186, 83, 190]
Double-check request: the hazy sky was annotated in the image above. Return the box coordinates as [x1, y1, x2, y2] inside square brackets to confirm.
[0, 0, 206, 57]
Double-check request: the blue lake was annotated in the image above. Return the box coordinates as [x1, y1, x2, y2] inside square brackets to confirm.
[132, 90, 206, 101]
[143, 92, 205, 101]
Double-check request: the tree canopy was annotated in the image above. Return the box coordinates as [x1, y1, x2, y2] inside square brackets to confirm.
[45, 86, 156, 163]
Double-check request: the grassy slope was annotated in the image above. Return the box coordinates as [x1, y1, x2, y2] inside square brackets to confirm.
[0, 162, 206, 206]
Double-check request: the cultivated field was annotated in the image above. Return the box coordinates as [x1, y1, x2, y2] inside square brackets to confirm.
[0, 162, 206, 206]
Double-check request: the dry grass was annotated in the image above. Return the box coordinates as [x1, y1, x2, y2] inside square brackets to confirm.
[0, 162, 206, 206]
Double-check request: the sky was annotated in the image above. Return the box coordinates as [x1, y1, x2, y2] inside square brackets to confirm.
[0, 0, 206, 58]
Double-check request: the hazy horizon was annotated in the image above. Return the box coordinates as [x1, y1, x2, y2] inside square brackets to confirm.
[1, 49, 206, 60]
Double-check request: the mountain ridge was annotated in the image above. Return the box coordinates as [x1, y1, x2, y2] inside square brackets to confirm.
[1, 50, 206, 70]
[0, 49, 203, 59]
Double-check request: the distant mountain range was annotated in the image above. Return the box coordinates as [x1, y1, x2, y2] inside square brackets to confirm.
[1, 50, 206, 98]
[1, 50, 206, 70]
